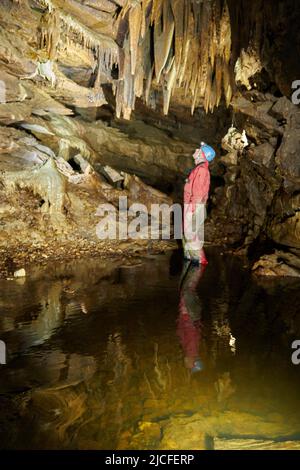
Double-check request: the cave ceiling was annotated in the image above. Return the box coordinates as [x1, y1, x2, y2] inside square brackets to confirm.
[1, 0, 296, 120]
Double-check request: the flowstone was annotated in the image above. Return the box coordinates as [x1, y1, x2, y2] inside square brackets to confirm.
[1, 157, 66, 218]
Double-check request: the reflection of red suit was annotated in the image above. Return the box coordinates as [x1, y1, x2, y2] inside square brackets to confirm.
[177, 305, 201, 360]
[177, 265, 206, 365]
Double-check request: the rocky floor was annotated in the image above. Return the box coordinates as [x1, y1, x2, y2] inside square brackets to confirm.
[0, 239, 176, 279]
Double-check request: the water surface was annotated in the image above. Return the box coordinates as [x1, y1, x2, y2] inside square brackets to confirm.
[0, 249, 300, 450]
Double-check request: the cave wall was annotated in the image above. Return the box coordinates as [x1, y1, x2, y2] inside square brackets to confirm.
[0, 0, 300, 273]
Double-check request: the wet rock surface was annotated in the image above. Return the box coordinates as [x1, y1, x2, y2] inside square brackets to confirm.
[252, 250, 300, 278]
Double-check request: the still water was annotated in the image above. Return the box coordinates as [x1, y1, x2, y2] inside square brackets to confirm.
[0, 249, 300, 450]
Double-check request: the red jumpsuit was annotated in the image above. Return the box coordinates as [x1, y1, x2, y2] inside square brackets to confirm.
[183, 158, 210, 263]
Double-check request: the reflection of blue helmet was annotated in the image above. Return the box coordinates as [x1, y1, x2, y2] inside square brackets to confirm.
[200, 142, 216, 162]
[191, 359, 204, 373]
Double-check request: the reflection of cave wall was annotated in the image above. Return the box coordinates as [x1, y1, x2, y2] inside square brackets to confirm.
[1, 253, 300, 449]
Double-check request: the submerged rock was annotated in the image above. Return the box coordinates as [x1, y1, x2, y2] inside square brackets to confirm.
[252, 252, 300, 278]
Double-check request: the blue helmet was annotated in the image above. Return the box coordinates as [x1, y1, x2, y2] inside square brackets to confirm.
[200, 142, 216, 162]
[191, 359, 204, 373]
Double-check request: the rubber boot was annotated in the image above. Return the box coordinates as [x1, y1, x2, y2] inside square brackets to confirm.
[200, 248, 208, 265]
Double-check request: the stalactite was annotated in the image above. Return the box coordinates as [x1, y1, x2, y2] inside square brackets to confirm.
[151, 0, 163, 25]
[38, 0, 238, 118]
[204, 62, 212, 114]
[115, 36, 136, 119]
[223, 60, 232, 107]
[219, 1, 231, 64]
[171, 0, 184, 83]
[129, 2, 142, 75]
[134, 44, 144, 98]
[154, 0, 175, 84]
[178, 38, 190, 87]
[144, 64, 154, 106]
[197, 2, 210, 100]
[94, 47, 102, 89]
[40, 10, 61, 60]
[40, 1, 119, 65]
[215, 56, 223, 107]
[162, 57, 176, 115]
[209, 75, 217, 113]
[37, 0, 240, 118]
[141, 0, 152, 39]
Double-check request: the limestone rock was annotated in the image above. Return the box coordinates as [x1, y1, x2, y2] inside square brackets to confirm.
[214, 438, 300, 450]
[124, 173, 173, 213]
[13, 268, 26, 278]
[271, 97, 298, 121]
[0, 71, 28, 103]
[252, 253, 300, 278]
[234, 48, 262, 90]
[275, 123, 300, 192]
[1, 158, 66, 217]
[231, 96, 282, 138]
[248, 142, 275, 168]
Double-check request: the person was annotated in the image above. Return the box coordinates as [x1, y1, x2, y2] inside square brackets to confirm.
[177, 262, 207, 373]
[183, 142, 215, 265]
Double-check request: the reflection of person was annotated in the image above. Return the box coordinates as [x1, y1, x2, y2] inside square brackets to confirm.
[183, 142, 215, 265]
[177, 263, 207, 373]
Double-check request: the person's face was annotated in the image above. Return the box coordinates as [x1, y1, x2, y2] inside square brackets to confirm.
[193, 149, 200, 160]
[193, 149, 203, 164]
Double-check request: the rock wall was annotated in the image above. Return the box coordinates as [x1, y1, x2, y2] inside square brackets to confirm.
[207, 93, 300, 275]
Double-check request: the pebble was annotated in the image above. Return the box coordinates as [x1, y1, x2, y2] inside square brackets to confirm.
[14, 268, 26, 278]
